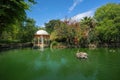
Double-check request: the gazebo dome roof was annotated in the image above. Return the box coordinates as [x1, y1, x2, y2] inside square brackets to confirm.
[35, 30, 49, 35]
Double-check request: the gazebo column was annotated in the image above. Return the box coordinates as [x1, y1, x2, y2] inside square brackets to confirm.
[40, 35, 44, 51]
[38, 37, 40, 47]
[41, 35, 44, 45]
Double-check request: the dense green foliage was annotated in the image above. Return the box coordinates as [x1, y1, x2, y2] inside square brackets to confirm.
[0, 2, 119, 47]
[0, 0, 37, 43]
[19, 18, 38, 42]
[49, 20, 81, 47]
[45, 17, 96, 47]
[0, 17, 38, 43]
[94, 3, 120, 44]
[0, 0, 35, 27]
[45, 20, 61, 34]
[80, 17, 96, 47]
[45, 3, 120, 48]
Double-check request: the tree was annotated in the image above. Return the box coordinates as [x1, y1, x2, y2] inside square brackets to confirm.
[19, 18, 38, 42]
[50, 20, 81, 47]
[0, 20, 21, 42]
[81, 16, 96, 29]
[45, 19, 61, 34]
[0, 0, 36, 39]
[80, 17, 96, 46]
[94, 3, 120, 47]
[50, 21, 68, 41]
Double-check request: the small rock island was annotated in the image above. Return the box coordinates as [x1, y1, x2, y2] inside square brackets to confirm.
[76, 51, 88, 59]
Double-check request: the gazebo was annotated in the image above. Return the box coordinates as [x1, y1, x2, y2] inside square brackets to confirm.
[33, 30, 50, 49]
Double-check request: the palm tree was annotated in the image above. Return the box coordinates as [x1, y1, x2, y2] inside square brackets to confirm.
[80, 16, 97, 46]
[80, 16, 96, 29]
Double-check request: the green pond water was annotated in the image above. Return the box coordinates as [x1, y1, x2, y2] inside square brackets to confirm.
[0, 48, 120, 80]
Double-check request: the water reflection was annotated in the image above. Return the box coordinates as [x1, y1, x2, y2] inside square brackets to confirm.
[0, 48, 120, 80]
[34, 56, 67, 72]
[34, 59, 43, 70]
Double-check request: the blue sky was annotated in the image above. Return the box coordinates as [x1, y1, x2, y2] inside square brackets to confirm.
[26, 0, 120, 27]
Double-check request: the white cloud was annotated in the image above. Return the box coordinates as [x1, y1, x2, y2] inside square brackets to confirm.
[71, 10, 94, 22]
[69, 0, 83, 13]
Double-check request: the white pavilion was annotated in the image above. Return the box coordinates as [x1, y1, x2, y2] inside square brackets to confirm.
[33, 30, 50, 49]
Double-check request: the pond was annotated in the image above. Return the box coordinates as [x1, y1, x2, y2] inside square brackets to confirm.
[0, 48, 120, 80]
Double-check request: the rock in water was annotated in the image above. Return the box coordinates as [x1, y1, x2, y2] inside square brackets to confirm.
[76, 52, 88, 59]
